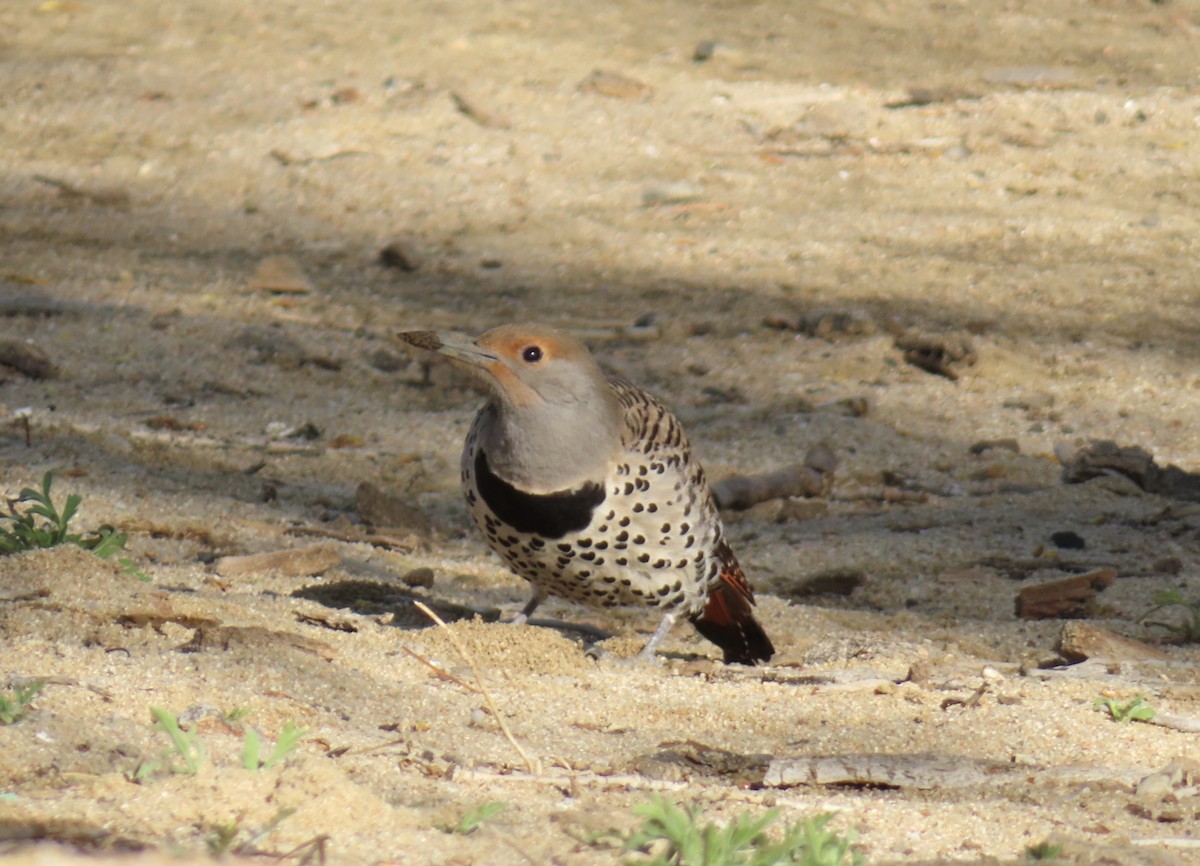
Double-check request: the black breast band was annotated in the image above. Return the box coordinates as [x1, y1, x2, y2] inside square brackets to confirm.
[474, 449, 605, 539]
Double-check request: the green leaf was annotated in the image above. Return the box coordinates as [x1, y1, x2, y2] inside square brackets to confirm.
[150, 706, 204, 773]
[1094, 694, 1156, 724]
[241, 726, 263, 770]
[262, 722, 307, 769]
[446, 801, 508, 835]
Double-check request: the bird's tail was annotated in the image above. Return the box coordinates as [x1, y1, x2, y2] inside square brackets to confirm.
[689, 546, 774, 664]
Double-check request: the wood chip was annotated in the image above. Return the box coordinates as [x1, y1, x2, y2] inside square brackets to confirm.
[0, 339, 57, 380]
[247, 255, 315, 295]
[214, 543, 341, 578]
[1057, 621, 1172, 663]
[1015, 567, 1116, 619]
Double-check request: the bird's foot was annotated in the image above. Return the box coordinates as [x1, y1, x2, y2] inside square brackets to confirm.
[584, 643, 664, 666]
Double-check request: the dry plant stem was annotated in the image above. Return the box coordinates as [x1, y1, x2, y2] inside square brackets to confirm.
[413, 601, 541, 775]
[286, 525, 419, 551]
[400, 645, 482, 694]
[1131, 838, 1200, 849]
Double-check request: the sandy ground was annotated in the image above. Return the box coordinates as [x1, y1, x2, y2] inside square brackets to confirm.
[3, 1, 1200, 863]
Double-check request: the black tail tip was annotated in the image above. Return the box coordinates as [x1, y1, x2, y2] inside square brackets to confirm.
[689, 613, 775, 665]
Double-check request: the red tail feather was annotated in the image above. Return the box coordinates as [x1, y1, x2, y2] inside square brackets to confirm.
[689, 543, 774, 664]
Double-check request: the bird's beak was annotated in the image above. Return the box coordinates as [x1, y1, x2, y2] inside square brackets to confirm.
[395, 330, 499, 370]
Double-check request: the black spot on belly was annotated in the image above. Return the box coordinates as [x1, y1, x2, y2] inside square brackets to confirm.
[474, 449, 605, 539]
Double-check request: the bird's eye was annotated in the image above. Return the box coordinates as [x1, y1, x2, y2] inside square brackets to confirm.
[521, 345, 543, 363]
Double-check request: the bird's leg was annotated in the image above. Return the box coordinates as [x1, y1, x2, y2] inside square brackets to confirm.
[508, 586, 547, 626]
[635, 611, 678, 662]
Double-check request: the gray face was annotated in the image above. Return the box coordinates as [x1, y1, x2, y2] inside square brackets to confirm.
[398, 324, 625, 492]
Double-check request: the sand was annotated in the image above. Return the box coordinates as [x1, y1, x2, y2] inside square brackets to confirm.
[2, 1, 1200, 863]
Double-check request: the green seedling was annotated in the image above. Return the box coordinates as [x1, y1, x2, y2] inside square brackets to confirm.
[241, 721, 308, 771]
[444, 801, 507, 835]
[136, 707, 205, 779]
[206, 808, 297, 858]
[89, 526, 151, 581]
[1093, 694, 1156, 724]
[0, 680, 45, 725]
[623, 796, 862, 866]
[222, 707, 252, 724]
[0, 472, 148, 579]
[1141, 589, 1200, 643]
[1025, 840, 1063, 860]
[0, 472, 81, 552]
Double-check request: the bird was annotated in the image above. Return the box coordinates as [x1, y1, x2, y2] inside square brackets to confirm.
[396, 323, 774, 664]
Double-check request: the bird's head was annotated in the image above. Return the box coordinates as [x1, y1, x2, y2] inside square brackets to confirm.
[397, 323, 607, 409]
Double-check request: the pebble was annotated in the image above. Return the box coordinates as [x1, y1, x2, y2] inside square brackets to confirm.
[577, 69, 653, 101]
[247, 255, 314, 295]
[642, 181, 703, 206]
[379, 240, 421, 272]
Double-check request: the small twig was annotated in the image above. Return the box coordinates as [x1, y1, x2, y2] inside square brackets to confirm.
[8, 675, 113, 701]
[400, 645, 482, 693]
[286, 524, 420, 552]
[499, 836, 541, 866]
[275, 833, 329, 865]
[339, 737, 412, 758]
[413, 601, 540, 775]
[449, 90, 511, 129]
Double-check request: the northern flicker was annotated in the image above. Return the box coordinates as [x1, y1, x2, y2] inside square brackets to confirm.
[397, 324, 774, 664]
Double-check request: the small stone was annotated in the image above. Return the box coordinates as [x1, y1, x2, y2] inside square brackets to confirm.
[968, 438, 1020, 456]
[577, 69, 654, 101]
[247, 255, 314, 295]
[642, 182, 703, 207]
[402, 567, 435, 589]
[379, 240, 421, 271]
[1050, 531, 1086, 550]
